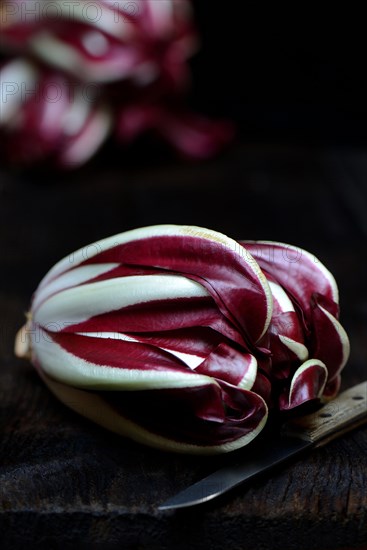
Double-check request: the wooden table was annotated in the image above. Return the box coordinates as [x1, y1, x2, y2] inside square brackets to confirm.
[1, 144, 366, 549]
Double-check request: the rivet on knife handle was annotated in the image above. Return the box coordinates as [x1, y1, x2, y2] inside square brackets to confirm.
[282, 381, 367, 445]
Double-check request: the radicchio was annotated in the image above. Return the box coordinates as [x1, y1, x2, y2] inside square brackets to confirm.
[15, 225, 349, 453]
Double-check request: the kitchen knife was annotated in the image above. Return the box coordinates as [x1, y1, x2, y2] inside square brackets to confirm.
[158, 380, 367, 511]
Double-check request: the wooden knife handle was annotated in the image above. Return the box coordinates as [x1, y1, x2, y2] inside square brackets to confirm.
[282, 381, 367, 445]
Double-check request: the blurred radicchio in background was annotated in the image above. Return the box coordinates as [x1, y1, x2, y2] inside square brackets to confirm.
[0, 0, 233, 168]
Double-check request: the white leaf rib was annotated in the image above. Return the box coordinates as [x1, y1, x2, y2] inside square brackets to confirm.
[289, 359, 328, 405]
[33, 328, 213, 391]
[318, 305, 350, 370]
[33, 263, 119, 312]
[268, 280, 294, 313]
[278, 336, 309, 361]
[237, 354, 258, 390]
[34, 273, 210, 329]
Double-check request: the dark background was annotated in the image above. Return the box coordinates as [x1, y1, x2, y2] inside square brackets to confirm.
[1, 4, 367, 549]
[190, 5, 367, 144]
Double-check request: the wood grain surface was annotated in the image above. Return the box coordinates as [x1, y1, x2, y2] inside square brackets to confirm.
[1, 144, 366, 549]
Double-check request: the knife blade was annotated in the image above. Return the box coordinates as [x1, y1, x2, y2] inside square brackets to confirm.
[158, 380, 367, 511]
